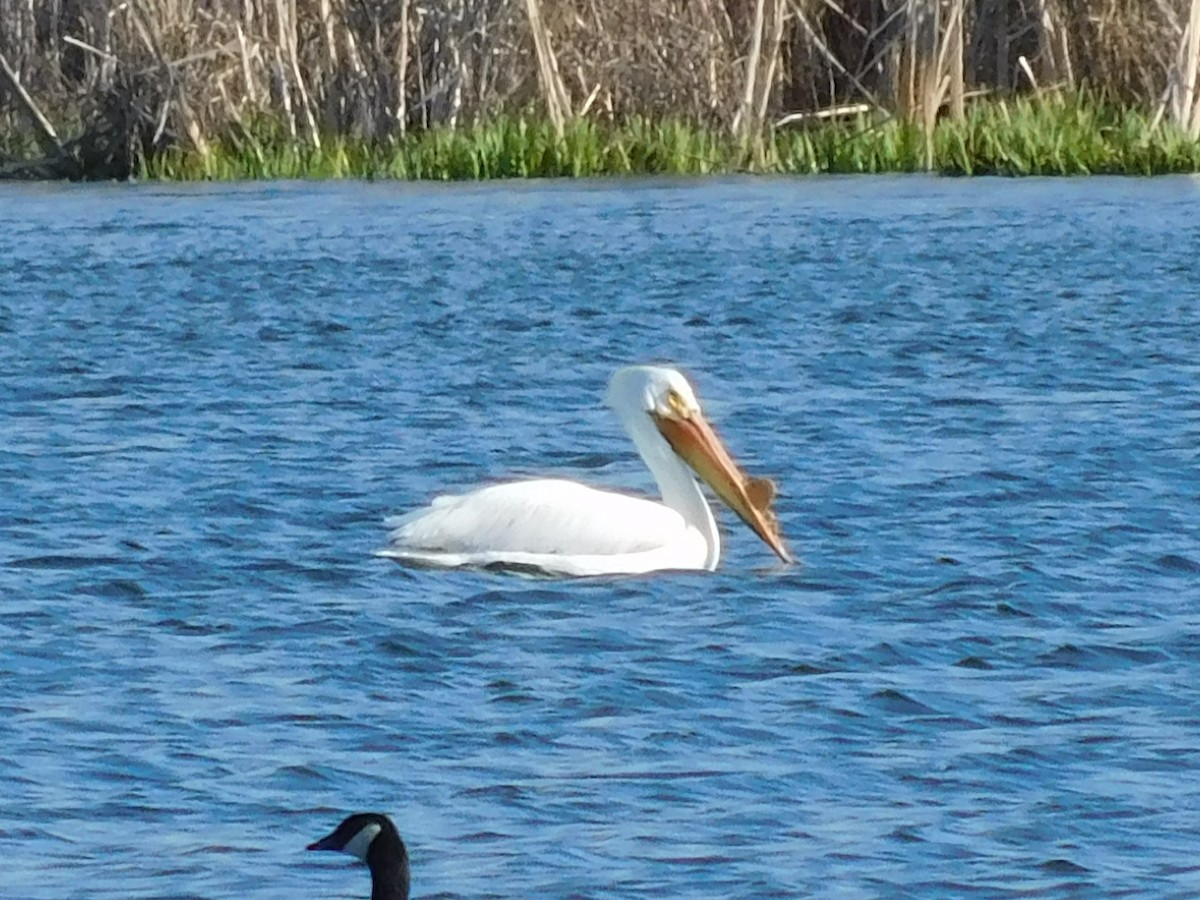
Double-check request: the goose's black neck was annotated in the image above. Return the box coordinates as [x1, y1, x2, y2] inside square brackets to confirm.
[366, 823, 411, 900]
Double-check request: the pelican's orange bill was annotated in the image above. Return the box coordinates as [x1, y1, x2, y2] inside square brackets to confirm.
[653, 411, 792, 563]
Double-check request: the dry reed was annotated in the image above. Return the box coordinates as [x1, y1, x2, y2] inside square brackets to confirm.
[1, 0, 1197, 178]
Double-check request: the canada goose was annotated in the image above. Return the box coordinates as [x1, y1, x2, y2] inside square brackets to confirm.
[308, 812, 410, 900]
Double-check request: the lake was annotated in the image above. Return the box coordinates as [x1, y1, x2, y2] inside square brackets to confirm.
[2, 175, 1200, 897]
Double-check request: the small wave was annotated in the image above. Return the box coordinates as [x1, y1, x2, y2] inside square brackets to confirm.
[81, 579, 148, 599]
[954, 655, 993, 669]
[930, 396, 1004, 408]
[1038, 858, 1091, 874]
[1156, 553, 1200, 573]
[5, 554, 123, 569]
[869, 688, 938, 715]
[459, 830, 512, 843]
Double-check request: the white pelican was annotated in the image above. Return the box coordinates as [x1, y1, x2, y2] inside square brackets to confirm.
[378, 365, 792, 577]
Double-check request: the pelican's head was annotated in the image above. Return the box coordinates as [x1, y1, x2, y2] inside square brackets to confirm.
[607, 366, 792, 564]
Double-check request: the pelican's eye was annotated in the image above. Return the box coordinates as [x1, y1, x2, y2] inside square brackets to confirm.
[665, 388, 691, 419]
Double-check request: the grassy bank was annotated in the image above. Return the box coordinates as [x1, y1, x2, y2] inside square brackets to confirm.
[139, 95, 1200, 180]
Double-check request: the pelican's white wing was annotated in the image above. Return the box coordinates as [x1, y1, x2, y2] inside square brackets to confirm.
[377, 479, 710, 576]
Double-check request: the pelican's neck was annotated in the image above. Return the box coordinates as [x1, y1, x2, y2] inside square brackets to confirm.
[620, 408, 720, 569]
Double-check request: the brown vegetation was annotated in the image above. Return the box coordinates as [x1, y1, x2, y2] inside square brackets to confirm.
[2, 0, 1198, 178]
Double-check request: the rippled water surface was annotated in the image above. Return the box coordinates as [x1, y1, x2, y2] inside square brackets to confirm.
[3, 176, 1200, 898]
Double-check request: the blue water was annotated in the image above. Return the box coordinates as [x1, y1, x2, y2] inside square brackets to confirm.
[2, 176, 1200, 898]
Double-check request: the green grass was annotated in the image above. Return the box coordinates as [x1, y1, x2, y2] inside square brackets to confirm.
[142, 116, 736, 180]
[929, 93, 1200, 175]
[121, 92, 1200, 180]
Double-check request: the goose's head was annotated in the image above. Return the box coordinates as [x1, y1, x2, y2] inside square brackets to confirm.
[607, 365, 792, 563]
[309, 812, 410, 900]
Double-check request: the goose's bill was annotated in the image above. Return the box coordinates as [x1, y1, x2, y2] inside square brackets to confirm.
[653, 411, 793, 563]
[307, 834, 338, 852]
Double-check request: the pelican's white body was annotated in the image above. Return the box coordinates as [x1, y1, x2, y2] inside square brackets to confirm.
[381, 478, 714, 576]
[378, 366, 723, 576]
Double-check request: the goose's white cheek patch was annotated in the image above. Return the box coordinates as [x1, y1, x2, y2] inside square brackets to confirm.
[343, 822, 383, 861]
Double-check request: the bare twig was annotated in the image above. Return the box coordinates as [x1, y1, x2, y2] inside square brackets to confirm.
[0, 50, 63, 155]
[775, 102, 871, 127]
[63, 35, 119, 63]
